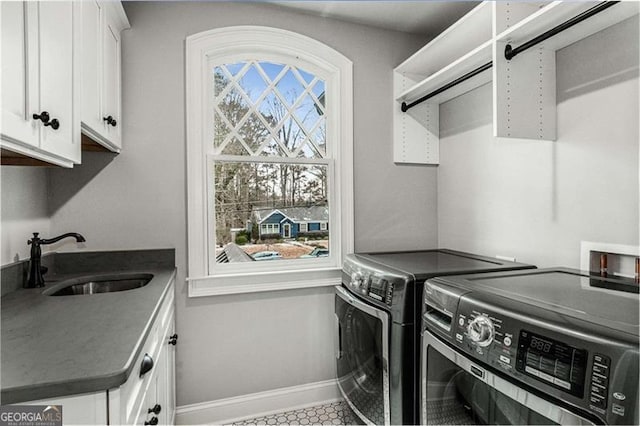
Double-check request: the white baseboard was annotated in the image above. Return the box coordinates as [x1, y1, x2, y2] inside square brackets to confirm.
[175, 379, 341, 425]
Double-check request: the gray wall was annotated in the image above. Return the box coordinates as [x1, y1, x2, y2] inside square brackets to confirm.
[47, 2, 431, 406]
[438, 16, 639, 268]
[1, 167, 51, 264]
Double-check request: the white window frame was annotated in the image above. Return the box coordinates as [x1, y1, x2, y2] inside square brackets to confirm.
[299, 223, 309, 233]
[320, 222, 328, 231]
[186, 26, 353, 297]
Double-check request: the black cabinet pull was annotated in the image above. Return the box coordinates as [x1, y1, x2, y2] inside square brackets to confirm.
[148, 404, 161, 415]
[103, 115, 117, 127]
[168, 333, 178, 346]
[43, 118, 60, 130]
[32, 111, 50, 123]
[139, 353, 154, 377]
[144, 417, 158, 426]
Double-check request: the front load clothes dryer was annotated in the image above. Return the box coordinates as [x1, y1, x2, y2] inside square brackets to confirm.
[335, 249, 535, 425]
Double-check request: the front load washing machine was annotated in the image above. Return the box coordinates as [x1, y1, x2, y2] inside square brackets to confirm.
[334, 249, 535, 425]
[421, 268, 639, 425]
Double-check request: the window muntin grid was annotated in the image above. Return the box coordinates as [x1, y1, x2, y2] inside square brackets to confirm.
[213, 61, 326, 160]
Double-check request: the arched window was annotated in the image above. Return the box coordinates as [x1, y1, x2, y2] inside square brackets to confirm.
[186, 26, 353, 296]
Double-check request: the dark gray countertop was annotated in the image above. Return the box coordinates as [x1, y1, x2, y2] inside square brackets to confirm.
[1, 249, 176, 404]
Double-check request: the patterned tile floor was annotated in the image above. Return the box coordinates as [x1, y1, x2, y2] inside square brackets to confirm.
[230, 400, 361, 425]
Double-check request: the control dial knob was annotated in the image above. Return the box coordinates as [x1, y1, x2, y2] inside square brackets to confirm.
[350, 271, 364, 289]
[467, 315, 494, 347]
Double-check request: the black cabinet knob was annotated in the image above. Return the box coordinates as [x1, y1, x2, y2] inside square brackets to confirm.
[103, 115, 117, 127]
[148, 404, 161, 415]
[32, 111, 50, 123]
[43, 118, 60, 130]
[139, 353, 154, 377]
[168, 333, 178, 346]
[144, 417, 158, 426]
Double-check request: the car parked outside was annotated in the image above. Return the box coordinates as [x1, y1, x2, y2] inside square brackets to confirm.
[251, 251, 283, 261]
[301, 247, 329, 258]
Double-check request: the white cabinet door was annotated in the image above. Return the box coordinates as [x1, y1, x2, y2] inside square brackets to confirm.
[102, 21, 122, 147]
[24, 392, 108, 425]
[82, 0, 103, 135]
[164, 312, 177, 425]
[81, 1, 127, 152]
[1, 2, 40, 148]
[37, 1, 80, 163]
[110, 280, 176, 426]
[134, 372, 158, 426]
[0, 0, 80, 166]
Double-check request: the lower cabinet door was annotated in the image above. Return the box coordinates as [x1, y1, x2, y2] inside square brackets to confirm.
[164, 312, 177, 425]
[136, 352, 168, 426]
[23, 392, 108, 425]
[135, 372, 157, 426]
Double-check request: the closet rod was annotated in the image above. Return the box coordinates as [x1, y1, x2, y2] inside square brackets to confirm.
[401, 61, 492, 112]
[504, 1, 619, 60]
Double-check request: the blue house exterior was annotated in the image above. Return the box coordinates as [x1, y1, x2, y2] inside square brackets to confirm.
[253, 206, 329, 240]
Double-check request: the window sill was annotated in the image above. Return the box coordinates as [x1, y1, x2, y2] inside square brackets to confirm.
[187, 267, 342, 297]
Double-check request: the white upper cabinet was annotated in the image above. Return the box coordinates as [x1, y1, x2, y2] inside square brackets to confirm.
[1, 2, 39, 149]
[81, 0, 102, 141]
[1, 1, 81, 167]
[81, 0, 129, 152]
[38, 1, 78, 161]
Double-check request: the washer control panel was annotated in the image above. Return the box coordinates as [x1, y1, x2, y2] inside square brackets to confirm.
[516, 330, 587, 398]
[453, 308, 515, 373]
[590, 354, 611, 410]
[466, 315, 495, 347]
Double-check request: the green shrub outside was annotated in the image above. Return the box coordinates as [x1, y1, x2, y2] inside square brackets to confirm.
[235, 235, 249, 245]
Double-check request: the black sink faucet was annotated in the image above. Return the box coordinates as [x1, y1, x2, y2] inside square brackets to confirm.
[26, 232, 86, 288]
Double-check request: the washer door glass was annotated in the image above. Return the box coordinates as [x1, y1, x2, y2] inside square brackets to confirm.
[425, 345, 558, 425]
[335, 292, 388, 425]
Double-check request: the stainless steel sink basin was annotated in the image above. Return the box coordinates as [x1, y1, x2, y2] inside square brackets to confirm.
[43, 273, 153, 296]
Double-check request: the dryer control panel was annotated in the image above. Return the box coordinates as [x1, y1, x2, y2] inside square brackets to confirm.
[342, 255, 405, 308]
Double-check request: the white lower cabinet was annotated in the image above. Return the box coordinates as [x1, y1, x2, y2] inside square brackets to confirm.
[18, 284, 176, 426]
[24, 392, 108, 425]
[111, 287, 176, 426]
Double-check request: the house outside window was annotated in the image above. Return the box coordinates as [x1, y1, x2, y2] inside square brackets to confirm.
[260, 223, 281, 236]
[186, 27, 353, 296]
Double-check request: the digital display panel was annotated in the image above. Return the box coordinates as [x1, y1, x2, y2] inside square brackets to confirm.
[367, 276, 391, 305]
[530, 336, 552, 353]
[516, 330, 587, 398]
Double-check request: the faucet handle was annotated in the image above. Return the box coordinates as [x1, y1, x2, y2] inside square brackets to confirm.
[28, 233, 40, 245]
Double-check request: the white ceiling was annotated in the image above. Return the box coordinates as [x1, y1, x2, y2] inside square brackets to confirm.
[267, 1, 479, 37]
